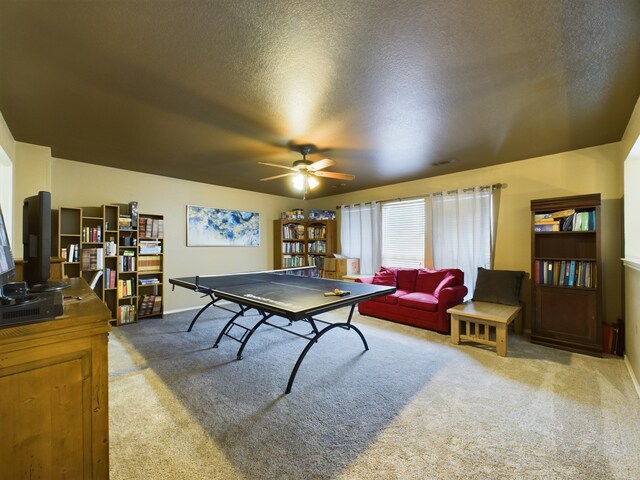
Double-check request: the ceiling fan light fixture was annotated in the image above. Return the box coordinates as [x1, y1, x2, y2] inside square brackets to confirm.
[293, 173, 319, 191]
[293, 173, 305, 191]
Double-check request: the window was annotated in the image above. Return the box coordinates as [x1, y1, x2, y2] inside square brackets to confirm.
[381, 199, 425, 268]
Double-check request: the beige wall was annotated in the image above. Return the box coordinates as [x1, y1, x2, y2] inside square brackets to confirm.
[622, 95, 640, 391]
[11, 142, 53, 258]
[0, 111, 16, 238]
[307, 143, 625, 330]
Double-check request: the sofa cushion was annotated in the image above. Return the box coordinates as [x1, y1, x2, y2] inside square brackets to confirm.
[433, 272, 457, 297]
[395, 269, 419, 291]
[473, 267, 525, 306]
[416, 270, 448, 293]
[372, 289, 411, 304]
[397, 292, 439, 312]
[372, 271, 396, 286]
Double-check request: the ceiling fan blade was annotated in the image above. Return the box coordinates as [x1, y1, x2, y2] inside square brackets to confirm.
[313, 171, 355, 181]
[260, 173, 296, 181]
[258, 161, 296, 171]
[308, 158, 335, 171]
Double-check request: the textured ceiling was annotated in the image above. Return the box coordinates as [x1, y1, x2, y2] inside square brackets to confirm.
[1, 1, 639, 199]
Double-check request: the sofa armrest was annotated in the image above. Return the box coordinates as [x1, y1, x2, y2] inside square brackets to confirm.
[355, 276, 374, 284]
[438, 285, 468, 308]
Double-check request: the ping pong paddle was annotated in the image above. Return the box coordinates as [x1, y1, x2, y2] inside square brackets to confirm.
[324, 289, 350, 297]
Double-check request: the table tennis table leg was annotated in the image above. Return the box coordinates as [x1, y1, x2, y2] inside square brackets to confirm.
[285, 305, 368, 394]
[212, 308, 258, 348]
[235, 311, 275, 359]
[187, 294, 217, 332]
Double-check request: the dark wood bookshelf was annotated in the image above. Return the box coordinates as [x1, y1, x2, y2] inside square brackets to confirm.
[530, 193, 602, 356]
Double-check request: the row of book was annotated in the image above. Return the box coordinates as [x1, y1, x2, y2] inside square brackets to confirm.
[117, 278, 135, 298]
[282, 241, 305, 253]
[534, 209, 596, 232]
[139, 240, 162, 254]
[139, 217, 164, 239]
[139, 277, 160, 285]
[307, 225, 327, 240]
[117, 304, 136, 325]
[307, 240, 326, 254]
[282, 223, 306, 240]
[118, 250, 136, 272]
[138, 255, 161, 272]
[82, 225, 102, 243]
[61, 244, 80, 262]
[138, 295, 162, 317]
[282, 254, 306, 268]
[81, 247, 104, 271]
[308, 255, 325, 270]
[104, 267, 117, 289]
[535, 260, 597, 288]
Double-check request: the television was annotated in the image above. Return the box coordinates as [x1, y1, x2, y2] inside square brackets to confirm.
[22, 191, 68, 291]
[0, 201, 16, 292]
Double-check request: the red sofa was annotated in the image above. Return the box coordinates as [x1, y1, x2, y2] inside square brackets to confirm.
[356, 267, 468, 334]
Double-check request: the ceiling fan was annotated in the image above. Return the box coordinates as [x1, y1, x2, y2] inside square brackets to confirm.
[259, 144, 355, 198]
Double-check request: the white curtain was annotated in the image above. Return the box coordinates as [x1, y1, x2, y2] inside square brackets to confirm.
[430, 186, 496, 297]
[340, 202, 382, 275]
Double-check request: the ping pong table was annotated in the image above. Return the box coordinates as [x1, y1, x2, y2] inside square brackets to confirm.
[169, 267, 395, 393]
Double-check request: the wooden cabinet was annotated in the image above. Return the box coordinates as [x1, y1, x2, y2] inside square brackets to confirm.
[273, 219, 336, 272]
[0, 278, 112, 479]
[530, 194, 602, 356]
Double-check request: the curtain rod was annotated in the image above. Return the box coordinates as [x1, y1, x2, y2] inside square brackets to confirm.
[336, 182, 504, 209]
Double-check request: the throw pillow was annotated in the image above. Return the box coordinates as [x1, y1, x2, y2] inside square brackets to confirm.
[433, 272, 457, 297]
[472, 267, 525, 306]
[372, 271, 396, 286]
[415, 270, 448, 293]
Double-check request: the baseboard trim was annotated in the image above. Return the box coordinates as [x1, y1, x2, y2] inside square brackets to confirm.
[624, 354, 640, 399]
[164, 300, 234, 316]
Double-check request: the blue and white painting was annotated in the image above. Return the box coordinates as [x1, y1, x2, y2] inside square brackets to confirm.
[187, 205, 260, 247]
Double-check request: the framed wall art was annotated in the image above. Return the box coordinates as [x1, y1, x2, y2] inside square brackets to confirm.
[187, 205, 260, 247]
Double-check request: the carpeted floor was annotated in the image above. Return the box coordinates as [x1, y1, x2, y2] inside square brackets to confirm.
[108, 307, 640, 479]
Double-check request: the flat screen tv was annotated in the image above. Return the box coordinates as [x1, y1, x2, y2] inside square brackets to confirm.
[0, 201, 16, 291]
[22, 191, 53, 290]
[22, 192, 69, 292]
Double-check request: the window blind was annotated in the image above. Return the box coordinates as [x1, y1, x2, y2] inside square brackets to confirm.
[381, 198, 425, 268]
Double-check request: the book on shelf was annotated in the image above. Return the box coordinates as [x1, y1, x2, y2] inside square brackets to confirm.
[104, 267, 117, 289]
[534, 259, 596, 288]
[117, 304, 136, 325]
[118, 250, 136, 271]
[551, 209, 575, 218]
[89, 270, 103, 290]
[81, 247, 104, 270]
[534, 221, 560, 232]
[105, 240, 117, 256]
[82, 225, 102, 243]
[66, 243, 79, 262]
[535, 218, 560, 224]
[138, 294, 163, 316]
[138, 255, 161, 272]
[139, 240, 162, 254]
[282, 223, 306, 240]
[139, 217, 164, 239]
[117, 279, 135, 298]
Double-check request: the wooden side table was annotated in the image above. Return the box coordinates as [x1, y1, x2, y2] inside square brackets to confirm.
[447, 301, 522, 357]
